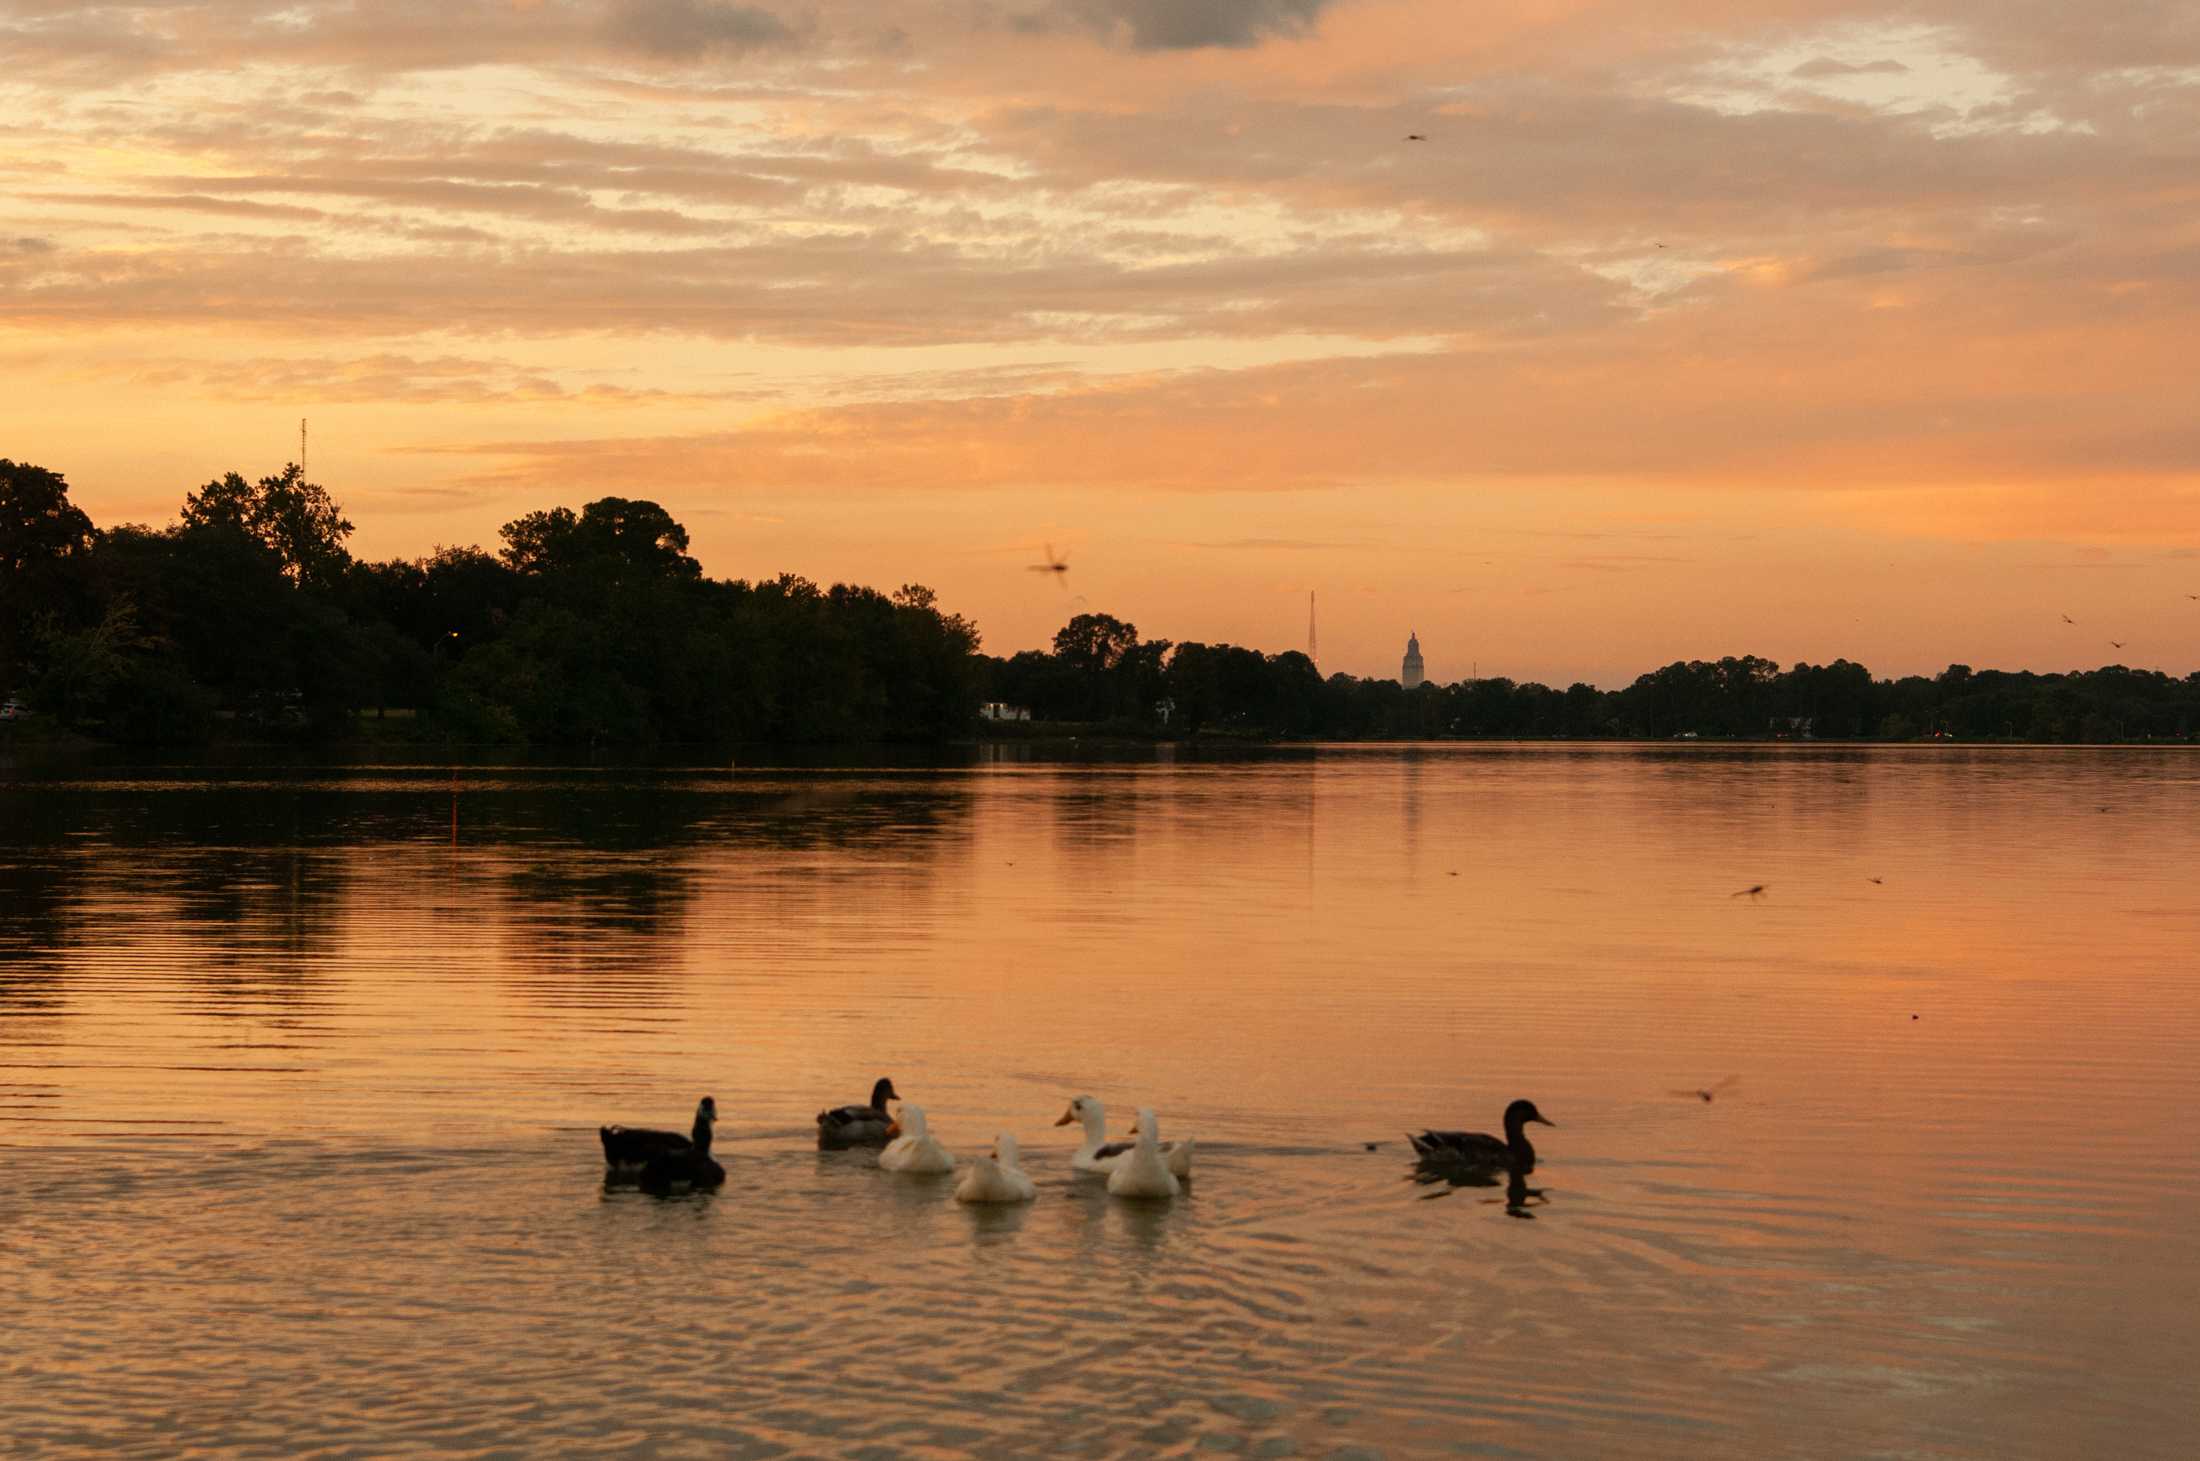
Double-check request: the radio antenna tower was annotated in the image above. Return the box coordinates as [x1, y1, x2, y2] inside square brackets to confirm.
[1308, 590, 1318, 669]
[299, 417, 308, 474]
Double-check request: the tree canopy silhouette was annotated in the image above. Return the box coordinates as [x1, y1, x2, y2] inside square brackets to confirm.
[180, 463, 354, 588]
[1, 459, 94, 578]
[4, 459, 980, 746]
[2, 458, 98, 688]
[978, 637, 2200, 744]
[499, 497, 700, 582]
[5, 454, 2196, 748]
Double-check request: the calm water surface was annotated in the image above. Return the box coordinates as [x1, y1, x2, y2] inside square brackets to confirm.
[3, 746, 2197, 1458]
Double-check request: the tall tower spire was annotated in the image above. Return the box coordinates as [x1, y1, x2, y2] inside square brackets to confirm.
[1402, 630, 1425, 690]
[1309, 590, 1318, 670]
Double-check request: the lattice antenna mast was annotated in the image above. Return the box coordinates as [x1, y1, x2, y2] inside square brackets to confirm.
[299, 417, 308, 474]
[1309, 590, 1318, 669]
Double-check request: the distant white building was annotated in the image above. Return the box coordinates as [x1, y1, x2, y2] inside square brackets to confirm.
[980, 702, 1031, 722]
[1401, 632, 1426, 690]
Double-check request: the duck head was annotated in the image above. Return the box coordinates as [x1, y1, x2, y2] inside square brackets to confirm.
[893, 1105, 929, 1141]
[1503, 1099, 1552, 1133]
[870, 1077, 900, 1111]
[692, 1096, 719, 1151]
[992, 1132, 1021, 1167]
[1134, 1108, 1162, 1149]
[1055, 1094, 1106, 1141]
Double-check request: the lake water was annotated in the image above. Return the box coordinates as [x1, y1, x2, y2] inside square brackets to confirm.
[3, 745, 2196, 1458]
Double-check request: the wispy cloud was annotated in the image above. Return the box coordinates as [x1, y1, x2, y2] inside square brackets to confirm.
[1791, 56, 1909, 78]
[1020, 0, 1340, 51]
[603, 0, 799, 58]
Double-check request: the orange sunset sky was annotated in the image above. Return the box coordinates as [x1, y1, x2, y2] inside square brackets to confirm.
[4, 0, 2197, 684]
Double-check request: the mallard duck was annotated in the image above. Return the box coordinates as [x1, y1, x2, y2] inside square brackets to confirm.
[1056, 1094, 1194, 1179]
[955, 1132, 1037, 1204]
[878, 1104, 955, 1174]
[1408, 1099, 1553, 1173]
[817, 1077, 901, 1149]
[640, 1138, 725, 1194]
[1106, 1109, 1180, 1199]
[600, 1096, 716, 1174]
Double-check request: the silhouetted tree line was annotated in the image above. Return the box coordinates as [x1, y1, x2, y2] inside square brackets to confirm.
[980, 614, 2200, 743]
[1, 458, 977, 745]
[8, 459, 2196, 746]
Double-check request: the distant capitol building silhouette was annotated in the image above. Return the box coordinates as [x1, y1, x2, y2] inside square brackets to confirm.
[1402, 631, 1425, 689]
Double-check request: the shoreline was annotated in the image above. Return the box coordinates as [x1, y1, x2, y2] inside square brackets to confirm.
[7, 721, 2196, 767]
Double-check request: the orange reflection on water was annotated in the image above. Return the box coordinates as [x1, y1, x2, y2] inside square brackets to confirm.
[3, 747, 2196, 1456]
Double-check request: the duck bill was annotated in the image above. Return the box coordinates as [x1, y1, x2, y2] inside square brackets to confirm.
[1532, 1116, 1556, 1127]
[883, 1122, 902, 1140]
[1053, 1107, 1075, 1127]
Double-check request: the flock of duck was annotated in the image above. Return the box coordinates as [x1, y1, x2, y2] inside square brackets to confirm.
[599, 1077, 1555, 1201]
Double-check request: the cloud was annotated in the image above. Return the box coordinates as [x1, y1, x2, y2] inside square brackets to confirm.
[991, 81, 2122, 242]
[602, 0, 797, 58]
[0, 0, 809, 80]
[404, 289, 2200, 506]
[1034, 0, 1339, 51]
[136, 352, 717, 406]
[6, 0, 2200, 594]
[0, 213, 1624, 346]
[25, 191, 330, 222]
[1790, 56, 1910, 78]
[11, 237, 56, 253]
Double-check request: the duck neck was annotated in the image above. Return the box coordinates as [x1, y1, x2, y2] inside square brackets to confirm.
[1080, 1107, 1108, 1150]
[692, 1114, 714, 1155]
[1133, 1126, 1165, 1169]
[1503, 1116, 1534, 1167]
[870, 1081, 894, 1114]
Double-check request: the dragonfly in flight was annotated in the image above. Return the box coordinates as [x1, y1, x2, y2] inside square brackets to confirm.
[1028, 543, 1070, 583]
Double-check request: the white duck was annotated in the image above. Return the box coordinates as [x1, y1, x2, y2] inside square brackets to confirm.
[1107, 1109, 1181, 1199]
[1057, 1094, 1194, 1180]
[878, 1104, 955, 1174]
[954, 1132, 1037, 1204]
